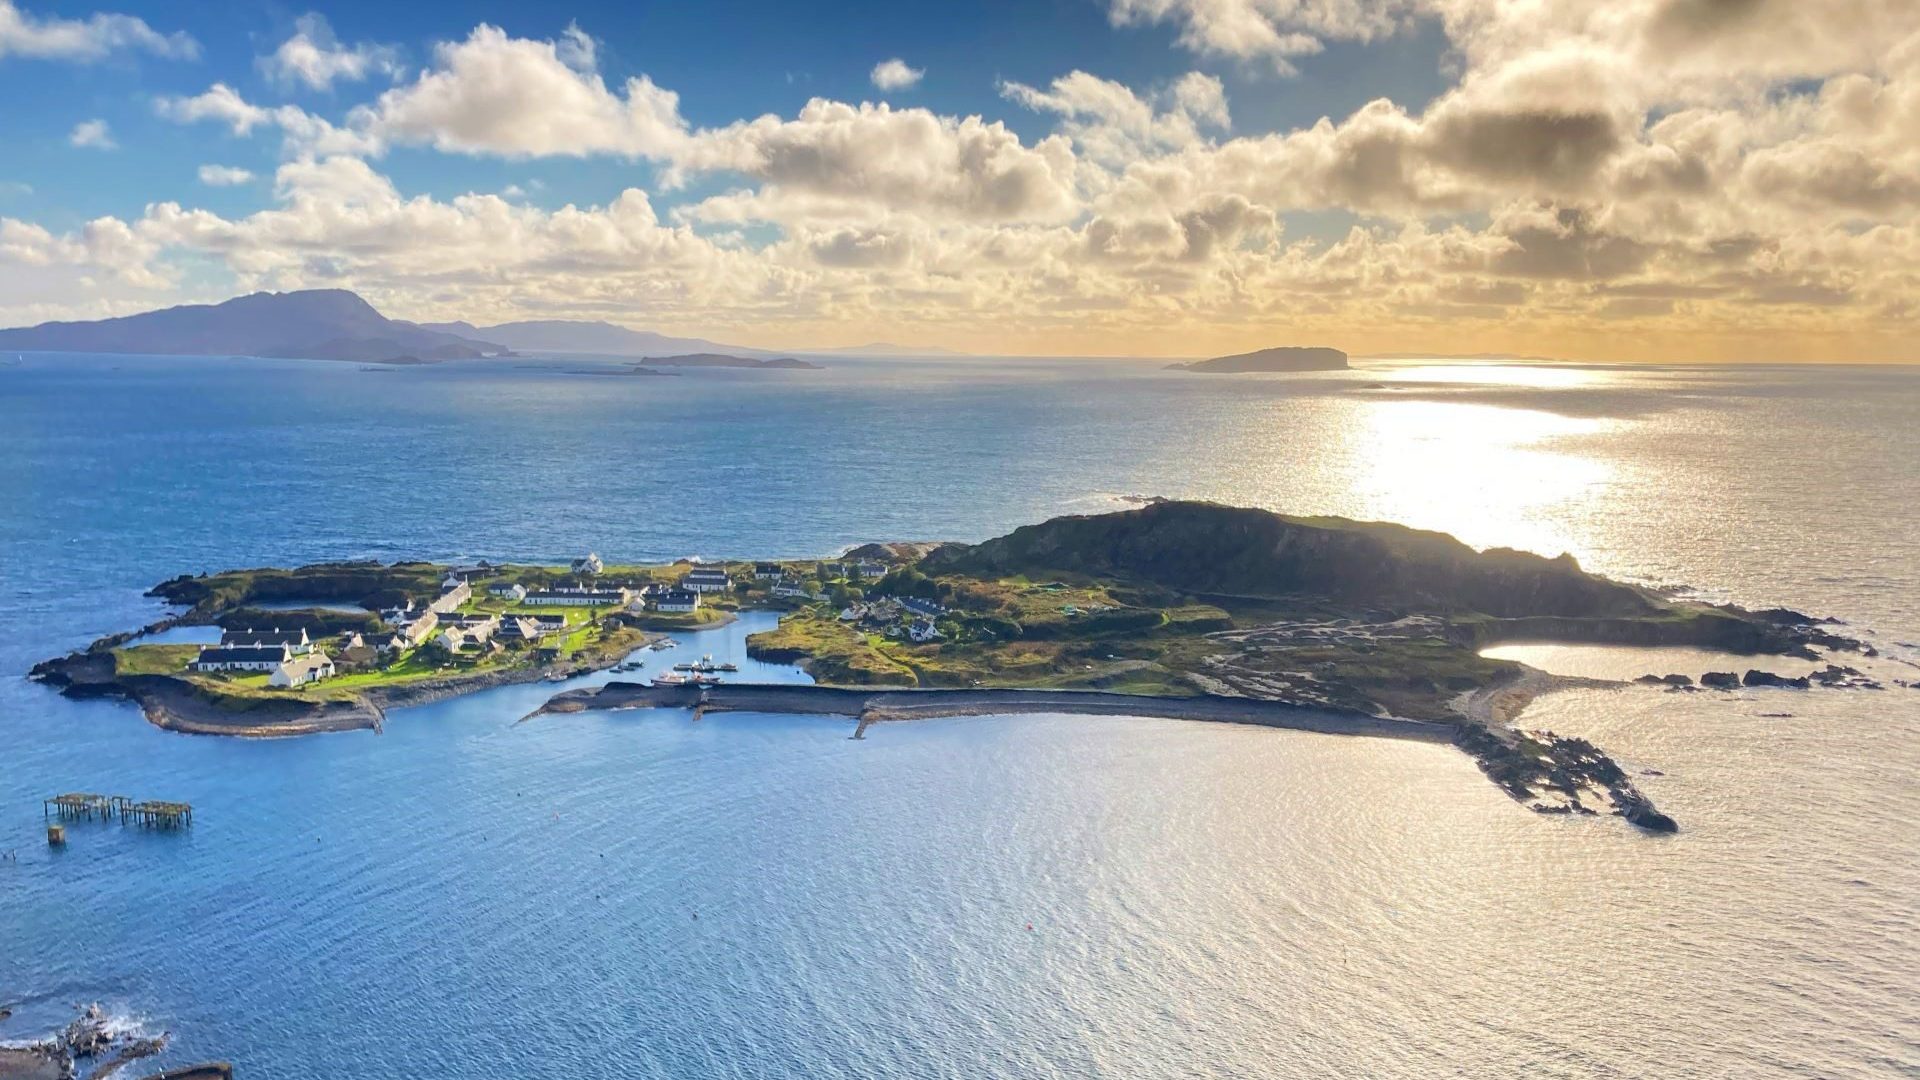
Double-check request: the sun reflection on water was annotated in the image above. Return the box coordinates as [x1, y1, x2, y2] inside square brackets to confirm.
[1242, 395, 1617, 561]
[1370, 361, 1617, 389]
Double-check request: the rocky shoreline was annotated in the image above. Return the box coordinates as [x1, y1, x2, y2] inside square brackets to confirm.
[535, 680, 1461, 741]
[29, 635, 661, 738]
[0, 1003, 229, 1080]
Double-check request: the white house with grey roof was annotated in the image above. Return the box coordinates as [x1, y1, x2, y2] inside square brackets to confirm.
[220, 627, 314, 655]
[652, 588, 700, 613]
[270, 652, 336, 687]
[192, 644, 293, 672]
[525, 585, 630, 606]
[680, 567, 730, 593]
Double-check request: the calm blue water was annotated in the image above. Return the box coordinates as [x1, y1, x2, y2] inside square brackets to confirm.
[2, 354, 1917, 1077]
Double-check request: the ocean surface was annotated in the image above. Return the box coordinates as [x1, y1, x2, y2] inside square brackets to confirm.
[1, 353, 1916, 1078]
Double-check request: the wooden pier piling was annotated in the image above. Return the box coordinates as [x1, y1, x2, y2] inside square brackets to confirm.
[40, 792, 192, 832]
[43, 793, 114, 821]
[47, 823, 66, 846]
[121, 800, 193, 829]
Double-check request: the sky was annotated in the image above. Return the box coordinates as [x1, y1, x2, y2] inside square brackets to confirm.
[0, 0, 1916, 361]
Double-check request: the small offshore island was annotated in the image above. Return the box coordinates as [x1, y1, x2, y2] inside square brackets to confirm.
[1168, 346, 1350, 372]
[31, 502, 1874, 832]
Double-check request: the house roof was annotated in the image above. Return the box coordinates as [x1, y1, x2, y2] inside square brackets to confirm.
[220, 627, 307, 646]
[196, 645, 290, 664]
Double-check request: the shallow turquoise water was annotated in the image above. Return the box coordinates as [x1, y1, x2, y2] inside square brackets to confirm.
[2, 355, 1916, 1076]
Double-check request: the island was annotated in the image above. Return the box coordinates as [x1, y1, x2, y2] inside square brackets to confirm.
[560, 365, 678, 377]
[1168, 346, 1349, 372]
[638, 353, 821, 370]
[30, 502, 1874, 830]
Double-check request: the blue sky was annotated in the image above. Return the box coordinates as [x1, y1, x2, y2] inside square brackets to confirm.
[0, 0, 1914, 361]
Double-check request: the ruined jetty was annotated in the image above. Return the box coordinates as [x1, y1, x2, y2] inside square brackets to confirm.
[42, 793, 192, 829]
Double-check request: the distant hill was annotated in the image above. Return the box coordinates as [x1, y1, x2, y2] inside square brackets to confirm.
[809, 342, 967, 357]
[1168, 346, 1348, 373]
[921, 500, 1657, 619]
[0, 290, 498, 364]
[421, 319, 762, 358]
[638, 353, 820, 371]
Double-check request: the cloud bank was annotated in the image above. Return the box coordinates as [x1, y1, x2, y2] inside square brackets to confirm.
[6, 1, 1920, 360]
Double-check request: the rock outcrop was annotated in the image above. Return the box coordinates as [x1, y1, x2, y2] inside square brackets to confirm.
[1743, 669, 1812, 689]
[0, 1004, 169, 1080]
[924, 500, 1664, 619]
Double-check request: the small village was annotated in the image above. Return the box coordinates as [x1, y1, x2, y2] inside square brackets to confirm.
[175, 552, 953, 692]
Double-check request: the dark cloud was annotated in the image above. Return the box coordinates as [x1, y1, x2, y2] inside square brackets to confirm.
[1429, 107, 1626, 189]
[1742, 281, 1853, 305]
[1177, 194, 1269, 261]
[1490, 207, 1651, 280]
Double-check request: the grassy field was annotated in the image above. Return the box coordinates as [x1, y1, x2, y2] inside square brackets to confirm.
[112, 644, 201, 676]
[741, 566, 1545, 715]
[745, 610, 916, 685]
[745, 602, 1213, 694]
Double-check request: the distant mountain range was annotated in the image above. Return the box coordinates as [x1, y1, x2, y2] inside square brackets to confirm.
[0, 290, 775, 365]
[0, 290, 499, 364]
[808, 341, 967, 357]
[417, 318, 765, 359]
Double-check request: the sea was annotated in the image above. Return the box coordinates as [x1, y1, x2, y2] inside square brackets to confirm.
[1, 353, 1916, 1078]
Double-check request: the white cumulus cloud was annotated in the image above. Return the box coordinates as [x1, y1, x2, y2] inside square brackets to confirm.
[260, 13, 400, 91]
[197, 165, 255, 186]
[68, 118, 114, 149]
[361, 23, 688, 159]
[156, 82, 383, 157]
[870, 58, 923, 91]
[0, 0, 195, 61]
[1107, 0, 1413, 73]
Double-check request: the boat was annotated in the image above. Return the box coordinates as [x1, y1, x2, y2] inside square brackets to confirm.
[651, 673, 693, 687]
